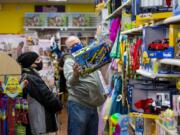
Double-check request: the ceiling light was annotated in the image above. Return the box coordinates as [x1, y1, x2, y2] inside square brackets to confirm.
[49, 0, 67, 1]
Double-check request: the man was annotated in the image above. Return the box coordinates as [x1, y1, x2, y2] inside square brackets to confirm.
[16, 41, 24, 58]
[64, 36, 105, 135]
[17, 52, 62, 135]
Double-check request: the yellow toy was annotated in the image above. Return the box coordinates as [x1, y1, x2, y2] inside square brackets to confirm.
[142, 51, 150, 65]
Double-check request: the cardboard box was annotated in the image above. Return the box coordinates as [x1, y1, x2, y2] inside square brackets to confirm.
[72, 42, 111, 76]
[143, 26, 174, 59]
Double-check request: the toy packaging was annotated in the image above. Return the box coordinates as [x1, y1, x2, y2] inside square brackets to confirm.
[72, 42, 111, 76]
[109, 113, 129, 135]
[143, 26, 174, 59]
[135, 117, 144, 135]
[47, 13, 68, 27]
[25, 13, 46, 27]
[169, 24, 180, 58]
[134, 0, 172, 14]
[72, 14, 91, 27]
[173, 94, 180, 115]
[173, 0, 180, 15]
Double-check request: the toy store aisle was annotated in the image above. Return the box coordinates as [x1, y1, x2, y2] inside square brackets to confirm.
[58, 106, 68, 135]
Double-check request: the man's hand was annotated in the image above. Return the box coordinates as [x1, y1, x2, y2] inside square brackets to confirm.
[73, 63, 81, 78]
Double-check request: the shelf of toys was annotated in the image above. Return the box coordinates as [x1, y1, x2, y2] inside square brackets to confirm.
[95, 0, 180, 135]
[0, 52, 29, 134]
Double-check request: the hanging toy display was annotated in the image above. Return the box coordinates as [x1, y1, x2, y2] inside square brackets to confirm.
[50, 42, 62, 58]
[130, 38, 142, 71]
[0, 76, 28, 135]
[50, 36, 62, 58]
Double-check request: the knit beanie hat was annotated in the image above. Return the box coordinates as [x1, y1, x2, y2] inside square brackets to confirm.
[17, 52, 39, 68]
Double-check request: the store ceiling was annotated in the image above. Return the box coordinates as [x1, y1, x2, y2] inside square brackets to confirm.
[0, 0, 95, 4]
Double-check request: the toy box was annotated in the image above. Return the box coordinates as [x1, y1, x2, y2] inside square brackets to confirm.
[134, 0, 172, 14]
[169, 24, 180, 58]
[173, 0, 180, 15]
[25, 13, 46, 27]
[133, 0, 172, 26]
[121, 9, 134, 31]
[47, 13, 68, 27]
[72, 42, 111, 76]
[142, 26, 174, 59]
[109, 114, 129, 135]
[72, 14, 91, 27]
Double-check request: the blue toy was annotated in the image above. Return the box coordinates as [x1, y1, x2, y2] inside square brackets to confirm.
[50, 42, 62, 58]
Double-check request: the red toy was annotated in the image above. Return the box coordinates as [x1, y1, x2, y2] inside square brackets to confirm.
[135, 98, 154, 113]
[148, 38, 169, 51]
[131, 38, 142, 70]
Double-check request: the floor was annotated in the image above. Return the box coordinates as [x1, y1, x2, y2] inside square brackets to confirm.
[57, 105, 68, 135]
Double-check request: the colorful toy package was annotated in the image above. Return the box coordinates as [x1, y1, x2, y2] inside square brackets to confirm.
[72, 42, 111, 76]
[109, 113, 129, 135]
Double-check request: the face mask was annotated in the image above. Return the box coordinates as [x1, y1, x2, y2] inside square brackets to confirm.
[34, 61, 43, 71]
[70, 43, 83, 53]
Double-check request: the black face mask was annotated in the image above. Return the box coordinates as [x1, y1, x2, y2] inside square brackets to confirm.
[34, 61, 43, 71]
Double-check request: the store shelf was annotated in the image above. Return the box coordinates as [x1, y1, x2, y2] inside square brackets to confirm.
[156, 120, 178, 135]
[129, 112, 159, 120]
[121, 27, 143, 35]
[24, 26, 97, 30]
[136, 69, 156, 78]
[164, 15, 180, 24]
[136, 69, 180, 79]
[159, 59, 180, 67]
[106, 0, 131, 20]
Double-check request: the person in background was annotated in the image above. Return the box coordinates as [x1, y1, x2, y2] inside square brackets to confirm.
[64, 36, 105, 135]
[17, 52, 63, 135]
[16, 41, 24, 58]
[57, 55, 67, 101]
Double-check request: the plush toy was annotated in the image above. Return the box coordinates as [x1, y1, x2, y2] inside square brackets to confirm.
[135, 98, 154, 113]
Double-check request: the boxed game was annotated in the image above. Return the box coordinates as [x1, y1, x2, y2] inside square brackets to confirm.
[143, 26, 174, 59]
[72, 42, 111, 76]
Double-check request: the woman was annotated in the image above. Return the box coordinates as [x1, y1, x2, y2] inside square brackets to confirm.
[17, 52, 63, 135]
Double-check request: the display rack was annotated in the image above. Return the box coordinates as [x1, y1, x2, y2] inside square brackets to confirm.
[136, 69, 180, 79]
[24, 12, 100, 30]
[24, 26, 97, 30]
[159, 59, 180, 67]
[96, 0, 180, 135]
[121, 26, 143, 35]
[129, 112, 159, 120]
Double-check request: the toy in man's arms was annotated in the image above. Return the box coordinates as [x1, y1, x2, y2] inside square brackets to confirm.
[72, 42, 111, 76]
